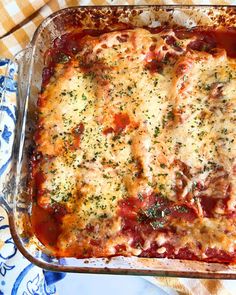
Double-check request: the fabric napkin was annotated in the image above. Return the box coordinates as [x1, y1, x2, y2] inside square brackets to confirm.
[1, 1, 236, 295]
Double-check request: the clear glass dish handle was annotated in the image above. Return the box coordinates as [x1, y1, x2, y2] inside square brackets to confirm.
[0, 46, 33, 213]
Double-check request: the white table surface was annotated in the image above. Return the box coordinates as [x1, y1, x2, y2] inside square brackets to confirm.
[56, 274, 168, 295]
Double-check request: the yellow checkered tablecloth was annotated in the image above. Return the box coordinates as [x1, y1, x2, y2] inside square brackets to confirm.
[1, 1, 236, 294]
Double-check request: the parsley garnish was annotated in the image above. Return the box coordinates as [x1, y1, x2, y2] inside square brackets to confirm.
[154, 126, 160, 138]
[82, 93, 87, 100]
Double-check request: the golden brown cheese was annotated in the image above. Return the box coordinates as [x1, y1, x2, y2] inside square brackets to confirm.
[34, 28, 236, 259]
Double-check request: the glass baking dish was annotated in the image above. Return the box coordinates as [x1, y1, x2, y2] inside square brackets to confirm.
[2, 5, 236, 278]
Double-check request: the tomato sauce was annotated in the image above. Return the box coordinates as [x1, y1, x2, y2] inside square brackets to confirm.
[42, 27, 236, 87]
[117, 190, 236, 262]
[174, 28, 236, 58]
[31, 201, 68, 247]
[103, 113, 130, 135]
[118, 193, 198, 251]
[199, 195, 219, 217]
[205, 248, 236, 264]
[31, 204, 61, 248]
[114, 113, 130, 133]
[70, 122, 84, 150]
[33, 171, 46, 198]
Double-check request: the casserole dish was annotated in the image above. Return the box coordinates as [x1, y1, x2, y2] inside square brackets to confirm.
[2, 5, 236, 278]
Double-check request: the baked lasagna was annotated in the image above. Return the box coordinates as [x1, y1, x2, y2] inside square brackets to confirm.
[30, 27, 236, 263]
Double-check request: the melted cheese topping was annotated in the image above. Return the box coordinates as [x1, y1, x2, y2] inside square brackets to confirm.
[34, 28, 236, 259]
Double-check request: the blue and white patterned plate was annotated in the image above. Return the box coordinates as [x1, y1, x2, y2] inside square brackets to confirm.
[0, 59, 17, 182]
[0, 58, 65, 295]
